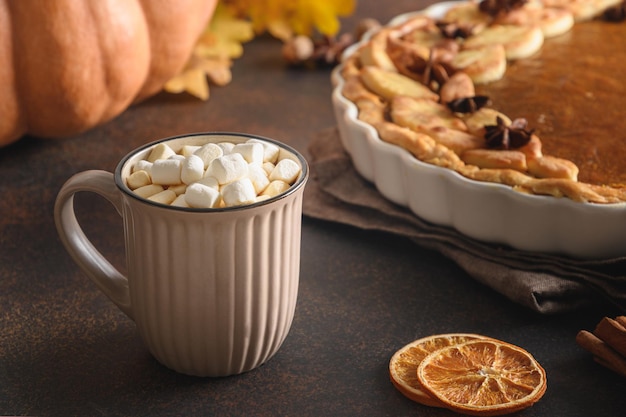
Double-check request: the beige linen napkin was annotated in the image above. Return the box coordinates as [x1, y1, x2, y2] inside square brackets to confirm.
[303, 128, 626, 314]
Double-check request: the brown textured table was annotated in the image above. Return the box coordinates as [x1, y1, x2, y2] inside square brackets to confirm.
[1, 1, 625, 416]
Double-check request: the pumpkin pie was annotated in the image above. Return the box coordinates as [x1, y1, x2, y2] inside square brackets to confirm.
[339, 0, 626, 204]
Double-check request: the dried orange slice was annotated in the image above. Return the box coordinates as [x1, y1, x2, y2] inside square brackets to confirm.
[417, 339, 547, 416]
[388, 333, 490, 407]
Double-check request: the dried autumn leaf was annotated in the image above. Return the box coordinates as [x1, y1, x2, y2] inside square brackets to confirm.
[163, 55, 233, 100]
[194, 37, 243, 60]
[267, 19, 294, 41]
[195, 5, 254, 59]
[210, 11, 255, 42]
[163, 4, 249, 100]
[164, 68, 210, 101]
[192, 55, 233, 86]
[290, 0, 355, 37]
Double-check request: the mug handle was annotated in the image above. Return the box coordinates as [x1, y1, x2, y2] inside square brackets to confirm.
[54, 170, 133, 319]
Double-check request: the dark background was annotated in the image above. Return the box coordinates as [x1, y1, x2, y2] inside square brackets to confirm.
[1, 1, 624, 415]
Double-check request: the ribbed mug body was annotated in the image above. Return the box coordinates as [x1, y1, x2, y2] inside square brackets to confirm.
[121, 190, 303, 377]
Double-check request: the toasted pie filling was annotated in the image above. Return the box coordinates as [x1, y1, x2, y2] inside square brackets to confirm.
[478, 19, 626, 187]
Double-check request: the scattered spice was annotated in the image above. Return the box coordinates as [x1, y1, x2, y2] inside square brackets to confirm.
[311, 33, 356, 66]
[422, 40, 459, 90]
[436, 21, 477, 39]
[387, 41, 430, 78]
[283, 33, 355, 67]
[484, 116, 534, 149]
[422, 57, 451, 90]
[447, 95, 491, 113]
[478, 0, 528, 16]
[386, 39, 458, 91]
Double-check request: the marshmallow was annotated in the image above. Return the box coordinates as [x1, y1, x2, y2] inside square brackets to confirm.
[147, 189, 177, 205]
[222, 178, 257, 207]
[127, 170, 151, 190]
[206, 153, 249, 185]
[269, 159, 301, 184]
[196, 176, 219, 190]
[233, 142, 264, 164]
[262, 162, 275, 176]
[133, 160, 153, 175]
[217, 142, 235, 154]
[181, 154, 205, 185]
[169, 154, 185, 161]
[248, 139, 280, 163]
[151, 159, 182, 185]
[134, 184, 164, 199]
[261, 180, 291, 197]
[247, 163, 270, 194]
[185, 183, 221, 208]
[168, 184, 187, 195]
[181, 145, 201, 157]
[147, 143, 176, 162]
[193, 143, 223, 168]
[171, 194, 190, 208]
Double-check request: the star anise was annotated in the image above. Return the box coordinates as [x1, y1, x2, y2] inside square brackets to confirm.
[479, 0, 528, 16]
[387, 39, 429, 77]
[423, 58, 452, 89]
[603, 1, 626, 22]
[387, 37, 459, 92]
[484, 117, 534, 149]
[422, 40, 458, 90]
[447, 96, 491, 113]
[436, 21, 478, 39]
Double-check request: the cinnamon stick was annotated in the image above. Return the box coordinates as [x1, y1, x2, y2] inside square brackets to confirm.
[576, 330, 626, 378]
[594, 317, 626, 358]
[615, 316, 626, 329]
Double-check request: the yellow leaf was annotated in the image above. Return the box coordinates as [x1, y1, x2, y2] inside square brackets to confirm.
[194, 38, 243, 59]
[290, 0, 356, 36]
[308, 2, 341, 36]
[210, 15, 255, 43]
[163, 77, 186, 94]
[191, 55, 233, 86]
[267, 20, 294, 42]
[333, 0, 357, 16]
[164, 68, 210, 101]
[190, 4, 254, 61]
[184, 69, 210, 100]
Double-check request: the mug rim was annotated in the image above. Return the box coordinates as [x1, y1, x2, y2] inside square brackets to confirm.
[114, 131, 309, 212]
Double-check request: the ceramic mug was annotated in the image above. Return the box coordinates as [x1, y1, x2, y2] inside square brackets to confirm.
[54, 132, 308, 377]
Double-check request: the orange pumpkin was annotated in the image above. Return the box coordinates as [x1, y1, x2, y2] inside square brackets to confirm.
[0, 0, 217, 147]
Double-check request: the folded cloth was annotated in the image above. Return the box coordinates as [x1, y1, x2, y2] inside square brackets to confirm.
[303, 128, 626, 314]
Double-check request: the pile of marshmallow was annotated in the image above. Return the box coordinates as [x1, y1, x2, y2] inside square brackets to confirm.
[126, 139, 302, 208]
